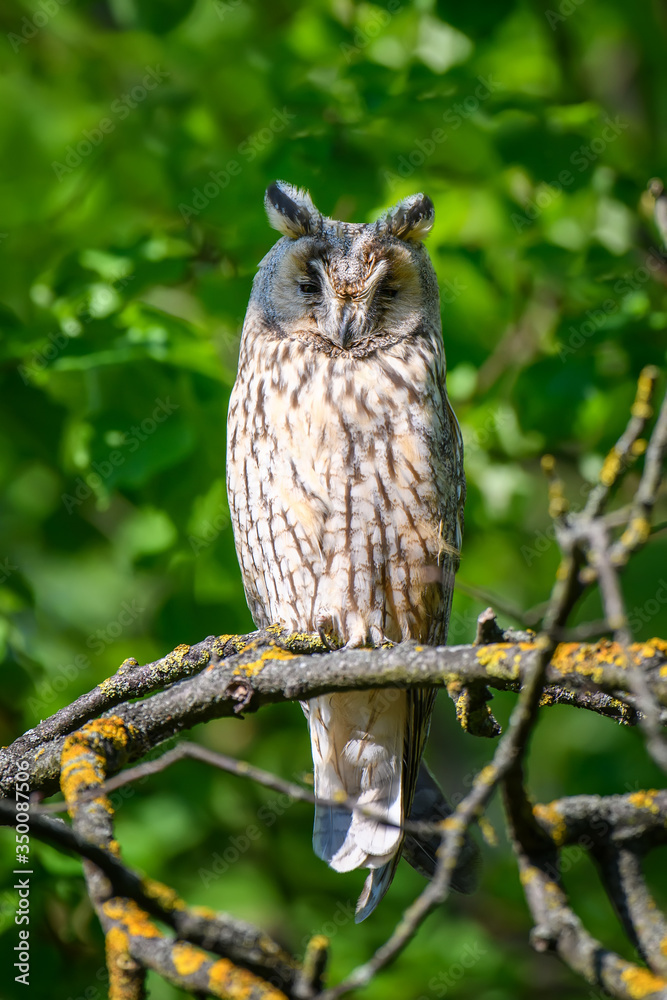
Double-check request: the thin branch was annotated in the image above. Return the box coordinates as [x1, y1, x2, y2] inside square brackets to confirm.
[610, 381, 667, 568]
[6, 630, 328, 766]
[583, 365, 660, 521]
[589, 520, 667, 771]
[533, 790, 667, 850]
[0, 797, 299, 991]
[35, 741, 453, 840]
[596, 847, 667, 976]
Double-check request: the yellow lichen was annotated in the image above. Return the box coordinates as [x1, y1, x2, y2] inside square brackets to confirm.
[628, 790, 660, 813]
[60, 750, 104, 804]
[475, 765, 497, 787]
[519, 865, 539, 886]
[474, 644, 518, 677]
[172, 942, 206, 977]
[453, 689, 469, 732]
[207, 958, 235, 994]
[105, 924, 133, 994]
[142, 877, 185, 911]
[212, 634, 246, 657]
[478, 815, 498, 846]
[60, 716, 135, 811]
[542, 878, 562, 900]
[534, 802, 567, 846]
[635, 638, 667, 659]
[600, 448, 622, 487]
[631, 401, 653, 421]
[618, 516, 652, 551]
[620, 967, 667, 998]
[108, 838, 121, 857]
[235, 645, 296, 677]
[103, 899, 161, 939]
[208, 958, 288, 999]
[550, 642, 607, 685]
[105, 924, 129, 953]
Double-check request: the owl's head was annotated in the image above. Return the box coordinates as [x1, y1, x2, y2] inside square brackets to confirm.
[249, 180, 441, 357]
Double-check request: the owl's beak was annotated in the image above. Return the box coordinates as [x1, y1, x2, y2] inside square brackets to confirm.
[336, 303, 355, 349]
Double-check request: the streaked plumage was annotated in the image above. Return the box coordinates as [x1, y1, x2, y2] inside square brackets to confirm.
[226, 181, 475, 918]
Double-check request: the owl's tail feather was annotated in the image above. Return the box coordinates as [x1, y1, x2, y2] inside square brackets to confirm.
[355, 855, 401, 922]
[355, 764, 482, 921]
[309, 690, 407, 875]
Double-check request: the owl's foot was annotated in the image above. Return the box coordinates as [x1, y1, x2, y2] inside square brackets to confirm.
[315, 609, 343, 650]
[315, 609, 395, 650]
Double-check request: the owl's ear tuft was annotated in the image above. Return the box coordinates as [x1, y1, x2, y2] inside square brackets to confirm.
[265, 181, 319, 238]
[380, 193, 435, 242]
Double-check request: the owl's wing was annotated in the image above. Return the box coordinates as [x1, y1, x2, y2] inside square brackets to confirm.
[447, 391, 466, 570]
[403, 682, 437, 850]
[402, 761, 481, 892]
[393, 363, 478, 892]
[429, 379, 466, 645]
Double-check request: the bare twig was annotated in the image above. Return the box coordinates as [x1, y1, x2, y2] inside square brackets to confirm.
[596, 847, 667, 976]
[35, 741, 456, 840]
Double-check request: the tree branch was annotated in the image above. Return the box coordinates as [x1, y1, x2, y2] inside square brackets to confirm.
[1, 635, 666, 803]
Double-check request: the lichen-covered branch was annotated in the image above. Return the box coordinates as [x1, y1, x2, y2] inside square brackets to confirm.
[55, 717, 310, 999]
[1, 633, 666, 804]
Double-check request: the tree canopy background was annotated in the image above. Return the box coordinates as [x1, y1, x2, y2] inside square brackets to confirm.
[1, 1, 667, 998]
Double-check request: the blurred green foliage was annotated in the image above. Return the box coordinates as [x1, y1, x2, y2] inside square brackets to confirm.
[1, 0, 667, 997]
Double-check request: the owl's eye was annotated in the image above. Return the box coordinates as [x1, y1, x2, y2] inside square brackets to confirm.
[299, 280, 320, 295]
[384, 287, 399, 298]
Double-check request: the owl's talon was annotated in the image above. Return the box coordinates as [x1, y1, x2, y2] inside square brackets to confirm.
[318, 626, 337, 651]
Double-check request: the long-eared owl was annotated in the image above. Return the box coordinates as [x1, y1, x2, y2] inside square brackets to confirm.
[226, 181, 475, 919]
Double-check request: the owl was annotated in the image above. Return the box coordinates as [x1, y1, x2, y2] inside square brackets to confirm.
[226, 181, 476, 920]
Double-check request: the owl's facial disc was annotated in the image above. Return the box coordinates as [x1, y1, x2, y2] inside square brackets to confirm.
[272, 237, 424, 352]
